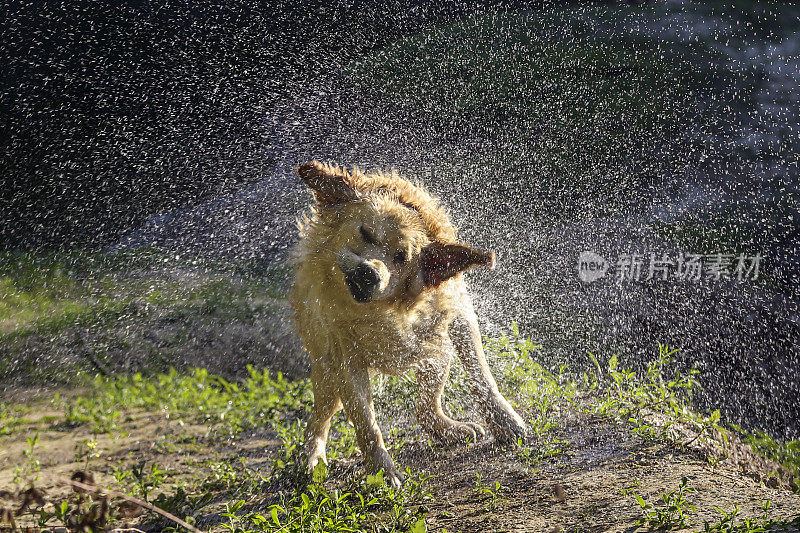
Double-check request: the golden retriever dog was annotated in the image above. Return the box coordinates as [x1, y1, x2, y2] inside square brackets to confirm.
[290, 161, 526, 486]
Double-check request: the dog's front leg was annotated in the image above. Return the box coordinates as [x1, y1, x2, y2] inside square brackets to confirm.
[449, 302, 527, 444]
[339, 365, 404, 487]
[305, 360, 343, 475]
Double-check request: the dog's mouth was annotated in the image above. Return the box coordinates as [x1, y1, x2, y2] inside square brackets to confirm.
[344, 263, 381, 303]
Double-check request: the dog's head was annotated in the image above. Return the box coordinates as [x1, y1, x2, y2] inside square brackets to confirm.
[297, 161, 495, 305]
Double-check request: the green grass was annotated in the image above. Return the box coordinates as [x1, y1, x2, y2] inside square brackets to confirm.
[582, 344, 800, 490]
[625, 478, 800, 532]
[0, 402, 26, 436]
[0, 250, 293, 384]
[370, 321, 575, 468]
[486, 322, 576, 437]
[59, 366, 311, 438]
[217, 469, 433, 533]
[0, 249, 290, 339]
[0, 251, 121, 336]
[583, 344, 712, 439]
[9, 367, 433, 531]
[735, 429, 800, 481]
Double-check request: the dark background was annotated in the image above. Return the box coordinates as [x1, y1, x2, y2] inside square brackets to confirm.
[1, 0, 562, 250]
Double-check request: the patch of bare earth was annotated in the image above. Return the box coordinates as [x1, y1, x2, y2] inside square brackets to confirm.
[388, 410, 800, 532]
[1, 394, 799, 531]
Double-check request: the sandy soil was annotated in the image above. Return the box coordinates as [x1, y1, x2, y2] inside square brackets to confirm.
[1, 390, 799, 532]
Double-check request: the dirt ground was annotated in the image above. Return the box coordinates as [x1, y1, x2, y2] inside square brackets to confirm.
[1, 388, 799, 532]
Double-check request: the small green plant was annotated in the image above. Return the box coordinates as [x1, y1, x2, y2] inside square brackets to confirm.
[486, 322, 575, 438]
[699, 499, 800, 532]
[204, 459, 240, 491]
[0, 403, 24, 436]
[583, 345, 800, 482]
[217, 468, 432, 532]
[627, 476, 695, 530]
[152, 487, 213, 530]
[516, 436, 569, 471]
[584, 344, 730, 448]
[13, 433, 41, 487]
[473, 473, 508, 511]
[203, 457, 267, 495]
[52, 500, 73, 529]
[37, 494, 111, 532]
[684, 409, 724, 446]
[111, 464, 133, 487]
[129, 461, 169, 502]
[732, 426, 800, 481]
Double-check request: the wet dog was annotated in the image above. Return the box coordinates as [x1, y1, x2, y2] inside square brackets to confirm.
[290, 161, 526, 486]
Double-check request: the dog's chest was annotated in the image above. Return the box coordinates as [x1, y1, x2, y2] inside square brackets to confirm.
[350, 307, 452, 374]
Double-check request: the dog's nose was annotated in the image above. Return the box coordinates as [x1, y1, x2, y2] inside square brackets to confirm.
[345, 263, 381, 302]
[354, 263, 381, 286]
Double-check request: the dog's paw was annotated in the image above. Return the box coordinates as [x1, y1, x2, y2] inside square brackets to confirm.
[366, 447, 405, 489]
[419, 411, 487, 444]
[438, 421, 486, 444]
[491, 416, 527, 444]
[485, 399, 528, 444]
[305, 444, 328, 474]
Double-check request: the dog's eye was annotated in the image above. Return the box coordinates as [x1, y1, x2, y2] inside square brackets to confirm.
[393, 251, 408, 265]
[360, 226, 378, 245]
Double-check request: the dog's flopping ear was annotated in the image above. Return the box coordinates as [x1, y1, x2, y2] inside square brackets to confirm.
[297, 161, 358, 205]
[420, 242, 496, 287]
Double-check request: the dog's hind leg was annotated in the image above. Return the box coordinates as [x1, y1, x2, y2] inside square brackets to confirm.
[305, 362, 342, 474]
[416, 351, 486, 443]
[339, 365, 404, 488]
[449, 297, 527, 444]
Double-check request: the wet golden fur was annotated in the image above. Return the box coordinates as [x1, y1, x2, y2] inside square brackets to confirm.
[290, 161, 526, 486]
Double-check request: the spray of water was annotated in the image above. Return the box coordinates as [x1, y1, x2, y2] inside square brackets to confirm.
[2, 2, 798, 440]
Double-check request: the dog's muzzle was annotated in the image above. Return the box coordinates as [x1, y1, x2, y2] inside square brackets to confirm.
[344, 263, 381, 303]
